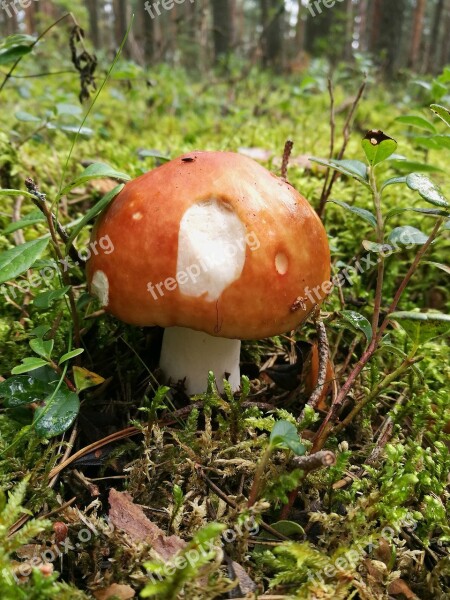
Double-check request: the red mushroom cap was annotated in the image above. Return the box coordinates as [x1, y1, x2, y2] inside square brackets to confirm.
[87, 151, 331, 339]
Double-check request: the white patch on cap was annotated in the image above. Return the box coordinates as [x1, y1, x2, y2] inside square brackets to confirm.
[91, 270, 109, 306]
[177, 199, 246, 302]
[275, 253, 288, 275]
[132, 212, 143, 221]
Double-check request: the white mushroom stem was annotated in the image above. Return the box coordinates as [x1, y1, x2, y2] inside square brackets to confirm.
[159, 327, 241, 395]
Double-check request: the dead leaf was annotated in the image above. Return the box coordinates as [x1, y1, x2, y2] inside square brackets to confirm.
[94, 583, 135, 600]
[375, 537, 392, 565]
[226, 558, 257, 597]
[388, 578, 418, 598]
[108, 489, 185, 561]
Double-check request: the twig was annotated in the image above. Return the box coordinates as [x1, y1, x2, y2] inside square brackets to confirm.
[281, 140, 294, 181]
[49, 423, 78, 489]
[25, 178, 82, 347]
[317, 79, 367, 219]
[311, 218, 444, 453]
[306, 319, 330, 410]
[196, 467, 289, 542]
[291, 450, 336, 473]
[334, 355, 423, 436]
[369, 166, 385, 337]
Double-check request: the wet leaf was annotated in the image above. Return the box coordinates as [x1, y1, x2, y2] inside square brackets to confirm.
[0, 375, 51, 408]
[33, 387, 79, 438]
[339, 310, 372, 343]
[406, 173, 449, 208]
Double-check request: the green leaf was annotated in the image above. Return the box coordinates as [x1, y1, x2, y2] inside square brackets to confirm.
[47, 123, 93, 138]
[385, 207, 449, 221]
[388, 226, 429, 246]
[362, 130, 398, 166]
[0, 189, 36, 199]
[430, 104, 450, 128]
[61, 163, 130, 195]
[362, 240, 396, 254]
[270, 421, 305, 456]
[266, 520, 305, 538]
[138, 149, 171, 161]
[65, 184, 124, 249]
[29, 338, 54, 360]
[11, 358, 49, 375]
[0, 44, 32, 66]
[0, 375, 50, 408]
[423, 261, 450, 276]
[73, 366, 105, 392]
[34, 286, 71, 309]
[395, 115, 437, 133]
[0, 238, 49, 285]
[59, 349, 84, 365]
[431, 135, 450, 150]
[339, 310, 373, 343]
[390, 311, 450, 344]
[406, 173, 449, 208]
[15, 110, 42, 123]
[309, 158, 369, 185]
[329, 200, 377, 229]
[4, 210, 46, 234]
[33, 387, 80, 438]
[389, 160, 444, 173]
[380, 176, 407, 192]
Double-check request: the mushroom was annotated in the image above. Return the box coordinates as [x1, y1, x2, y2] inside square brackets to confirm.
[87, 151, 330, 394]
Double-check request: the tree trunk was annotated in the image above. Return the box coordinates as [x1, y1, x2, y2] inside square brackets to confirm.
[370, 0, 406, 77]
[344, 0, 354, 61]
[440, 0, 450, 68]
[85, 0, 101, 49]
[426, 0, 444, 71]
[211, 0, 235, 62]
[369, 0, 382, 51]
[358, 0, 369, 52]
[113, 0, 130, 58]
[305, 0, 349, 64]
[24, 3, 36, 35]
[260, 0, 285, 68]
[295, 0, 305, 52]
[410, 0, 427, 71]
[137, 0, 155, 65]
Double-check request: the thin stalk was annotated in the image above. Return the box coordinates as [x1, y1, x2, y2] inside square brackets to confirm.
[370, 166, 385, 337]
[311, 217, 445, 453]
[248, 445, 273, 508]
[333, 354, 423, 435]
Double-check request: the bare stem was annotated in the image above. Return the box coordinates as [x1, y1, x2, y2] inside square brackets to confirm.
[370, 166, 385, 337]
[311, 216, 444, 453]
[25, 179, 81, 347]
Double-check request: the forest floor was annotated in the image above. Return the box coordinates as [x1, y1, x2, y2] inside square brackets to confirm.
[0, 40, 449, 600]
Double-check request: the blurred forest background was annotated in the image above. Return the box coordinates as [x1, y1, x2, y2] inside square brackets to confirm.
[0, 0, 447, 77]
